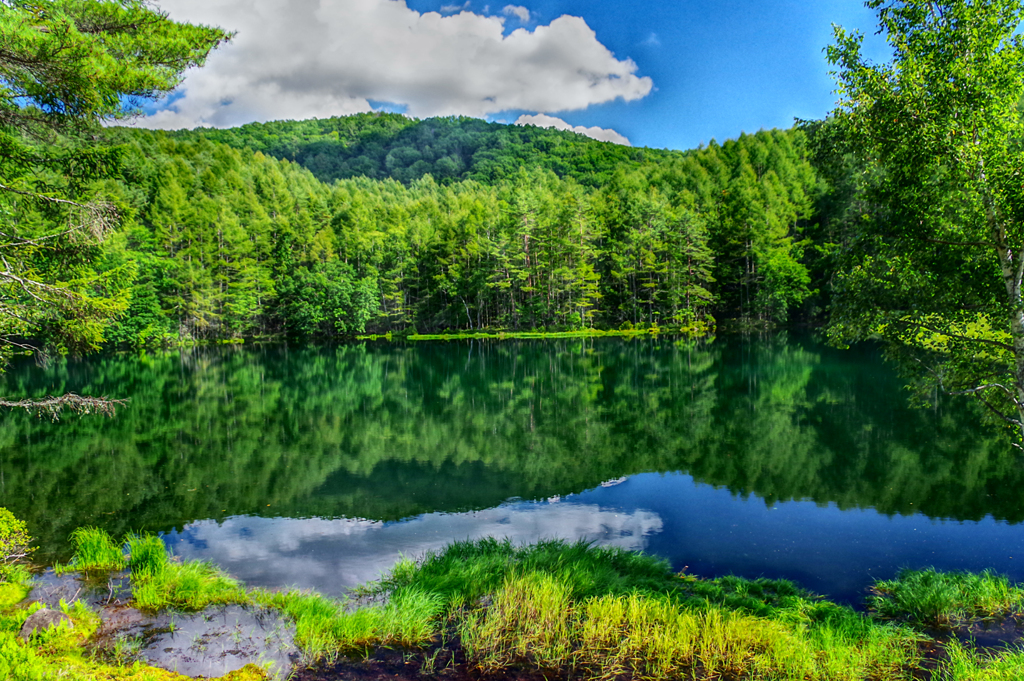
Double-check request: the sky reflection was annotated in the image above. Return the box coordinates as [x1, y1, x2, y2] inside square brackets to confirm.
[167, 499, 663, 594]
[166, 472, 1024, 605]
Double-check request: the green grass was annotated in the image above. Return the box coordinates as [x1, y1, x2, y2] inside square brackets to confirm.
[869, 568, 1024, 625]
[253, 586, 443, 661]
[364, 538, 688, 605]
[16, 530, 1024, 679]
[61, 529, 247, 612]
[58, 527, 127, 573]
[935, 640, 1024, 680]
[132, 559, 248, 611]
[126, 533, 171, 578]
[453, 569, 923, 681]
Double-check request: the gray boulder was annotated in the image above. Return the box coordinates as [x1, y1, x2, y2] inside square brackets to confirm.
[19, 608, 74, 641]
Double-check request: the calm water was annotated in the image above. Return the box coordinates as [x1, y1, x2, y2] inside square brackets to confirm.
[2, 334, 1022, 605]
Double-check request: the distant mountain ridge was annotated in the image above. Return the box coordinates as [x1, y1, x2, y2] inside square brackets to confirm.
[167, 113, 678, 186]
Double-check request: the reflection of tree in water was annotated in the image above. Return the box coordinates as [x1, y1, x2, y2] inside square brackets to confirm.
[0, 335, 1015, 561]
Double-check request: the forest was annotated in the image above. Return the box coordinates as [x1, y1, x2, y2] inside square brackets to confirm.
[6, 115, 830, 349]
[6, 0, 1024, 441]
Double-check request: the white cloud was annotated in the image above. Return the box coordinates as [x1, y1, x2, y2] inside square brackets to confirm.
[140, 0, 653, 130]
[441, 1, 470, 13]
[502, 4, 530, 22]
[516, 113, 631, 146]
[643, 32, 661, 47]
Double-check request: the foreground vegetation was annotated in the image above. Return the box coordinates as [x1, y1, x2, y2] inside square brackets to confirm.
[4, 518, 1024, 680]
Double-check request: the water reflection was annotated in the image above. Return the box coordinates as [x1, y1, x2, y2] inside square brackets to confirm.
[1, 334, 1021, 601]
[167, 471, 1024, 605]
[167, 502, 663, 594]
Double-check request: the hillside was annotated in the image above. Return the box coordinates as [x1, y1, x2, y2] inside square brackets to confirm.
[2, 117, 829, 347]
[167, 113, 678, 187]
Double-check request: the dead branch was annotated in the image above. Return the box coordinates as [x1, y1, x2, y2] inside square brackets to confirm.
[0, 182, 118, 240]
[0, 393, 128, 420]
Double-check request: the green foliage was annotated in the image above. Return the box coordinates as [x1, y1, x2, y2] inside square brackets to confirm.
[0, 508, 31, 581]
[80, 123, 821, 343]
[825, 0, 1024, 439]
[0, 0, 230, 390]
[383, 540, 923, 681]
[131, 558, 247, 612]
[0, 631, 50, 681]
[171, 114, 666, 188]
[0, 0, 230, 134]
[63, 526, 125, 572]
[64, 528, 245, 611]
[254, 587, 442, 659]
[869, 568, 1024, 625]
[937, 640, 1024, 681]
[125, 533, 170, 578]
[367, 538, 681, 606]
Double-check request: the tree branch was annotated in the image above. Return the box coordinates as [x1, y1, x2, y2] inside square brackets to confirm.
[897, 318, 1016, 352]
[0, 393, 127, 420]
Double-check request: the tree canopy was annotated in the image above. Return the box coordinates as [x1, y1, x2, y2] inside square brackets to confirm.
[0, 0, 229, 412]
[825, 0, 1024, 441]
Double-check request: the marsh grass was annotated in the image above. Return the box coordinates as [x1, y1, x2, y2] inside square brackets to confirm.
[126, 533, 171, 577]
[60, 527, 126, 573]
[457, 571, 923, 681]
[62, 528, 247, 612]
[132, 558, 248, 611]
[936, 640, 1024, 680]
[870, 568, 1024, 625]
[459, 572, 573, 673]
[254, 586, 443, 661]
[367, 538, 686, 606]
[22, 531, 1024, 680]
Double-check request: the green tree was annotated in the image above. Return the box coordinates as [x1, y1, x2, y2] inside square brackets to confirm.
[827, 0, 1024, 441]
[0, 0, 228, 413]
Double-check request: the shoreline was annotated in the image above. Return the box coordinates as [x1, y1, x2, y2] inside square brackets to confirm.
[4, 530, 1024, 680]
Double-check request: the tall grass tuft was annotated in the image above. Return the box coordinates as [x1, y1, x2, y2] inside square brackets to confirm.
[368, 538, 682, 607]
[459, 572, 573, 673]
[132, 558, 248, 611]
[456, 569, 922, 681]
[64, 527, 125, 572]
[935, 640, 1024, 680]
[125, 533, 171, 578]
[870, 568, 1024, 625]
[255, 586, 443, 661]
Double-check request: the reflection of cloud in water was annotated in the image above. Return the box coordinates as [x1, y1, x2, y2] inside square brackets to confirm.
[167, 502, 663, 596]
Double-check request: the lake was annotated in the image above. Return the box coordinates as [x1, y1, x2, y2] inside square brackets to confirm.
[2, 333, 1022, 606]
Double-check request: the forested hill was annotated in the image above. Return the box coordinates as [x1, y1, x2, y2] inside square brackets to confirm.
[34, 119, 828, 347]
[166, 113, 677, 186]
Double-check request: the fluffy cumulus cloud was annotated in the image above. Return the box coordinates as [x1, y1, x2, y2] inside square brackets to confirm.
[516, 113, 631, 146]
[141, 0, 653, 129]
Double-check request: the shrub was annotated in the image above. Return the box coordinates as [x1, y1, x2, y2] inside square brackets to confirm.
[0, 508, 32, 581]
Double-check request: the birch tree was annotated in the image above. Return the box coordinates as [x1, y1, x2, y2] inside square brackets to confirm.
[827, 0, 1024, 441]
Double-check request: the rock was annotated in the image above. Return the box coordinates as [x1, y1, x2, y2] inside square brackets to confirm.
[19, 608, 74, 640]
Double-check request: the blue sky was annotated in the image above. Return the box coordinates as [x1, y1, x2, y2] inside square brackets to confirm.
[147, 0, 892, 152]
[482, 0, 891, 150]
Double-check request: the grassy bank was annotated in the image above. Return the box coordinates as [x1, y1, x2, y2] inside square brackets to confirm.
[356, 321, 715, 342]
[4, 528, 1024, 679]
